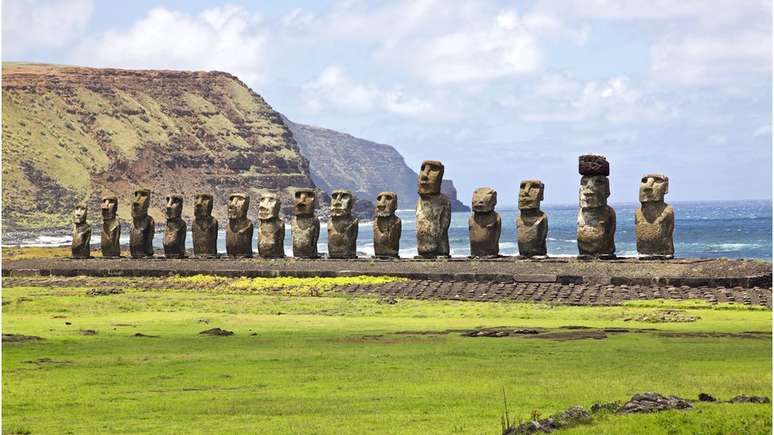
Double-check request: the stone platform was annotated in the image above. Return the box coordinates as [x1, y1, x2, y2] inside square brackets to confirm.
[3, 257, 771, 289]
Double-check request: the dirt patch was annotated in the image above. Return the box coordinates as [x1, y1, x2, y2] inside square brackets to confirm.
[24, 357, 72, 366]
[79, 329, 97, 335]
[658, 331, 772, 339]
[462, 328, 543, 337]
[394, 330, 454, 336]
[86, 287, 124, 296]
[3, 334, 44, 343]
[526, 330, 608, 341]
[132, 333, 159, 338]
[623, 309, 699, 323]
[198, 327, 233, 336]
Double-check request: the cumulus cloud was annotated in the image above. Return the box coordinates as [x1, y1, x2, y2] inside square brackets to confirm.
[71, 5, 267, 84]
[2, 0, 94, 57]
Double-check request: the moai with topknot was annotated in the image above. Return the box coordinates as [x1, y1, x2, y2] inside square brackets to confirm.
[257, 191, 285, 258]
[577, 155, 616, 258]
[192, 193, 218, 258]
[130, 188, 155, 258]
[635, 174, 674, 259]
[468, 187, 501, 258]
[100, 195, 121, 258]
[517, 180, 548, 258]
[328, 189, 358, 259]
[226, 193, 253, 258]
[415, 160, 451, 258]
[373, 192, 401, 259]
[71, 205, 91, 259]
[163, 195, 186, 258]
[292, 188, 320, 258]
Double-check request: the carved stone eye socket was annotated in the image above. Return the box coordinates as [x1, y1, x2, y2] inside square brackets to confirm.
[641, 177, 648, 183]
[520, 183, 526, 189]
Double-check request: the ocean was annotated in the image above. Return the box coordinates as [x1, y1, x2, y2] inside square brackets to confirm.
[6, 200, 772, 260]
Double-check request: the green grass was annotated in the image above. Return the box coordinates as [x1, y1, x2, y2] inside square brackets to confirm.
[3, 282, 771, 434]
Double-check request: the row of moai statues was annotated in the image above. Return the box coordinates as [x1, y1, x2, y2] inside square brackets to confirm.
[71, 155, 674, 260]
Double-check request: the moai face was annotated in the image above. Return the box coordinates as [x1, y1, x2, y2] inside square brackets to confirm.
[375, 192, 398, 217]
[519, 180, 544, 210]
[417, 160, 444, 196]
[165, 195, 183, 219]
[228, 194, 249, 220]
[579, 175, 609, 208]
[194, 193, 214, 219]
[471, 188, 497, 213]
[330, 190, 353, 217]
[294, 188, 316, 216]
[639, 174, 669, 203]
[258, 192, 281, 220]
[74, 205, 87, 224]
[101, 196, 117, 219]
[132, 189, 150, 218]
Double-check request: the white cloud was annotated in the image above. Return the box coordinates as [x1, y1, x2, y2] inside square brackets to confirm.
[556, 0, 768, 23]
[71, 5, 267, 84]
[753, 125, 772, 138]
[2, 0, 94, 56]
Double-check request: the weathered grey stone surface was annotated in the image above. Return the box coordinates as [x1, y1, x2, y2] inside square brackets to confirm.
[517, 179, 548, 257]
[577, 156, 615, 257]
[257, 191, 285, 258]
[469, 187, 501, 258]
[129, 189, 154, 258]
[100, 195, 121, 257]
[163, 195, 186, 258]
[292, 188, 320, 258]
[71, 205, 91, 259]
[636, 174, 674, 258]
[328, 189, 358, 259]
[416, 160, 451, 258]
[373, 192, 401, 258]
[226, 193, 253, 258]
[192, 193, 218, 258]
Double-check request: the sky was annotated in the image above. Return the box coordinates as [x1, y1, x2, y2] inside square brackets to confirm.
[3, 0, 772, 206]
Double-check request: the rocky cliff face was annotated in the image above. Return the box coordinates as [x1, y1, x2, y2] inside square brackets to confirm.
[283, 117, 470, 211]
[2, 64, 317, 230]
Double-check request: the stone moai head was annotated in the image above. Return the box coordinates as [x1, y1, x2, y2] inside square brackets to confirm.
[331, 189, 354, 217]
[74, 205, 87, 224]
[131, 189, 151, 218]
[417, 160, 444, 196]
[639, 174, 669, 203]
[101, 195, 117, 220]
[293, 188, 316, 216]
[578, 155, 610, 209]
[519, 180, 544, 210]
[228, 193, 249, 220]
[258, 192, 281, 220]
[165, 195, 183, 219]
[375, 192, 398, 217]
[194, 193, 214, 219]
[471, 187, 497, 213]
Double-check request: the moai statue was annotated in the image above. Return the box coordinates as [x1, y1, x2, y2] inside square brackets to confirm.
[226, 193, 253, 258]
[328, 189, 358, 259]
[192, 193, 218, 258]
[129, 188, 155, 258]
[257, 191, 285, 258]
[468, 187, 501, 258]
[577, 155, 616, 258]
[163, 195, 186, 258]
[100, 195, 121, 258]
[635, 174, 674, 259]
[291, 188, 320, 258]
[517, 180, 548, 257]
[71, 205, 91, 259]
[415, 160, 451, 258]
[373, 192, 401, 259]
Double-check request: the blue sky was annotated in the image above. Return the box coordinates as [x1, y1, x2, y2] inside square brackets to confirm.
[3, 0, 772, 206]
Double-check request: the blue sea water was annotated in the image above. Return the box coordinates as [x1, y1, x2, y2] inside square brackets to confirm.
[9, 200, 772, 260]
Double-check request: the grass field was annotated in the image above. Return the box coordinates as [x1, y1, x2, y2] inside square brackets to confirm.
[3, 278, 771, 434]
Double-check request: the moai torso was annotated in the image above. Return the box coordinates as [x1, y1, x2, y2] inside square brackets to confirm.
[635, 174, 674, 258]
[577, 156, 616, 258]
[468, 187, 500, 258]
[374, 216, 401, 258]
[129, 189, 155, 258]
[415, 160, 451, 258]
[101, 196, 121, 257]
[163, 195, 186, 258]
[192, 193, 218, 258]
[71, 205, 91, 259]
[328, 189, 358, 259]
[292, 188, 320, 258]
[257, 192, 285, 258]
[517, 180, 548, 257]
[226, 193, 253, 258]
